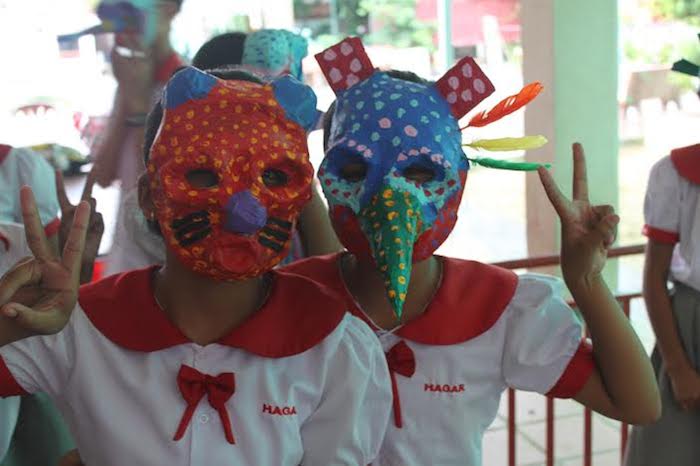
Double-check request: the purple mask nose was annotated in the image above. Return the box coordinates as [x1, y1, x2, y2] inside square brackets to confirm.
[224, 191, 268, 234]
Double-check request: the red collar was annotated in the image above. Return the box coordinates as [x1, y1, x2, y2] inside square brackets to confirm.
[0, 231, 8, 251]
[78, 266, 347, 357]
[671, 143, 700, 185]
[283, 253, 518, 345]
[0, 144, 11, 165]
[154, 53, 185, 84]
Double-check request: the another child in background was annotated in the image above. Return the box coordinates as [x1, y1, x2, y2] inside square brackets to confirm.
[0, 145, 60, 248]
[0, 170, 103, 466]
[95, 0, 185, 275]
[624, 45, 700, 466]
[0, 67, 391, 466]
[285, 37, 660, 465]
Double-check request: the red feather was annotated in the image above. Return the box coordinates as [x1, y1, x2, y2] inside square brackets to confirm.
[463, 82, 543, 129]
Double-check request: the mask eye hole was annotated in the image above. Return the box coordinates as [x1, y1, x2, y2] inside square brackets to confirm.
[340, 162, 367, 182]
[262, 168, 289, 188]
[186, 169, 219, 188]
[403, 164, 436, 184]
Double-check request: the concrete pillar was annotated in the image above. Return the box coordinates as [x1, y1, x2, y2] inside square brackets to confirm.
[522, 0, 619, 258]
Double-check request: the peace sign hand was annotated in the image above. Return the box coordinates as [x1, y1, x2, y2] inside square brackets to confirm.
[0, 187, 91, 335]
[538, 143, 619, 288]
[56, 170, 104, 284]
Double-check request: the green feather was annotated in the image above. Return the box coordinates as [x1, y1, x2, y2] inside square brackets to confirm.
[468, 157, 551, 171]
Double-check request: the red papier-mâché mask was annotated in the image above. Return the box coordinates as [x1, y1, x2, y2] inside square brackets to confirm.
[148, 67, 318, 281]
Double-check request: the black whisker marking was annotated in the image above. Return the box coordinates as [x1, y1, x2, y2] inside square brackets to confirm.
[267, 217, 292, 231]
[261, 227, 290, 242]
[179, 227, 213, 247]
[258, 236, 284, 252]
[172, 211, 209, 230]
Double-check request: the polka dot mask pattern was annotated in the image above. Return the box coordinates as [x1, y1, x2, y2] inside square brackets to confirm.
[149, 67, 318, 281]
[315, 37, 495, 318]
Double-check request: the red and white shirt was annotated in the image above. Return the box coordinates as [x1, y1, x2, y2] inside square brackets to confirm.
[0, 267, 392, 466]
[0, 222, 29, 460]
[643, 144, 700, 291]
[284, 253, 595, 466]
[0, 145, 60, 237]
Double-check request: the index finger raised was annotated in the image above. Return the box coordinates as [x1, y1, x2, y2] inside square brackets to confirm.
[20, 187, 54, 261]
[572, 143, 589, 202]
[61, 201, 91, 279]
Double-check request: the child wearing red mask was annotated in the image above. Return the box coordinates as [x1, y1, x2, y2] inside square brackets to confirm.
[284, 37, 661, 465]
[0, 67, 392, 466]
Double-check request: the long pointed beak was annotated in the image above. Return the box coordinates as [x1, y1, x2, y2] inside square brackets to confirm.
[358, 187, 421, 320]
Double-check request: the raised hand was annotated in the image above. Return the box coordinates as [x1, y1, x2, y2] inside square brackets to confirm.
[0, 187, 90, 335]
[538, 143, 619, 288]
[56, 170, 104, 284]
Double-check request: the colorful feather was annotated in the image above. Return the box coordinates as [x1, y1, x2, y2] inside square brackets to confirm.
[464, 135, 548, 152]
[463, 82, 544, 129]
[467, 157, 550, 172]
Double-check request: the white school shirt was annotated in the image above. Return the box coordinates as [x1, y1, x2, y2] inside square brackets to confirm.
[643, 144, 700, 292]
[285, 254, 595, 466]
[0, 145, 60, 236]
[0, 267, 393, 466]
[0, 222, 29, 460]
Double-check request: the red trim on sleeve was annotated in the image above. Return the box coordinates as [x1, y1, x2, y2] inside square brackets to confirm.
[547, 339, 595, 399]
[642, 224, 680, 245]
[43, 217, 61, 238]
[0, 144, 11, 165]
[0, 357, 28, 396]
[670, 143, 700, 185]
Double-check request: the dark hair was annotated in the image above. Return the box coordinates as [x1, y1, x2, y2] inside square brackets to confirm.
[142, 68, 263, 235]
[322, 69, 430, 150]
[192, 32, 248, 71]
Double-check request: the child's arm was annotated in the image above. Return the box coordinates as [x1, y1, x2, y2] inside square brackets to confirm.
[538, 143, 660, 424]
[297, 182, 343, 256]
[644, 240, 700, 410]
[0, 188, 89, 346]
[93, 38, 153, 188]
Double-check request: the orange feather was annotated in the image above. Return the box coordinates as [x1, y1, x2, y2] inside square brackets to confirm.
[463, 82, 543, 129]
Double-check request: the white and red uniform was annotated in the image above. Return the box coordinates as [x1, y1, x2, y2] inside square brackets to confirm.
[0, 145, 60, 237]
[285, 253, 595, 465]
[0, 222, 31, 460]
[643, 144, 700, 291]
[0, 267, 392, 466]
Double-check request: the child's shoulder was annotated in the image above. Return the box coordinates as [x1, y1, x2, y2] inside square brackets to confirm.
[78, 266, 352, 357]
[670, 143, 700, 185]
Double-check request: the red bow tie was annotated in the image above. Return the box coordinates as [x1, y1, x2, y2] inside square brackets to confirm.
[173, 365, 236, 444]
[385, 341, 416, 428]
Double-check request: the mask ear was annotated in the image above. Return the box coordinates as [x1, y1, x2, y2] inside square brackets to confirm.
[162, 66, 218, 110]
[315, 37, 375, 94]
[271, 75, 319, 132]
[434, 57, 495, 119]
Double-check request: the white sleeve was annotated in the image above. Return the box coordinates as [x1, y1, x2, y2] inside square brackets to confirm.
[300, 315, 392, 465]
[0, 314, 77, 397]
[0, 396, 20, 460]
[14, 147, 60, 228]
[643, 156, 681, 237]
[502, 274, 585, 394]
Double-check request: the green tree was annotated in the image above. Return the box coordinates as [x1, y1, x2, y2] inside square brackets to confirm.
[650, 0, 700, 25]
[359, 0, 435, 49]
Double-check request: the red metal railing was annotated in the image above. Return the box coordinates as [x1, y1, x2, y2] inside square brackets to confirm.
[493, 244, 645, 466]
